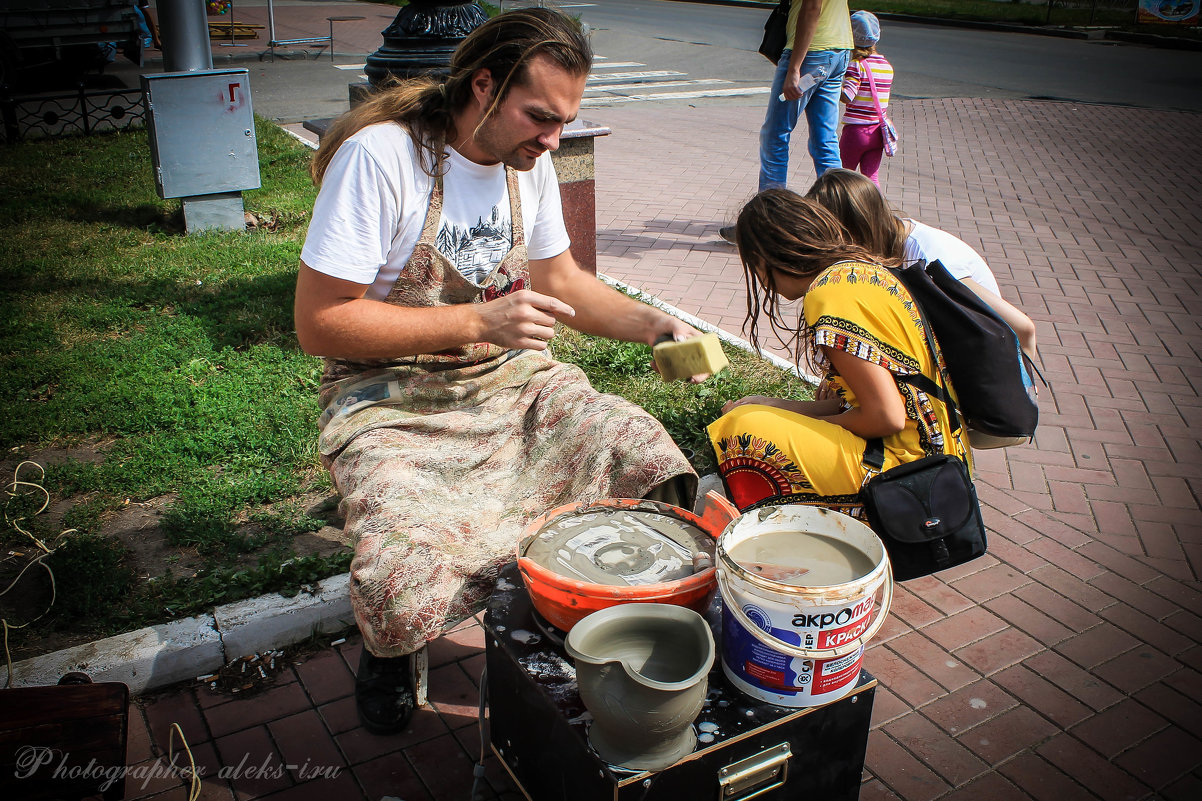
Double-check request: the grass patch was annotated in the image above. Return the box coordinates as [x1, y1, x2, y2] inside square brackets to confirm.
[0, 119, 807, 659]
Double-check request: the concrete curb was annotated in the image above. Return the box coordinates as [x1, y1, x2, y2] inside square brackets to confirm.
[9, 574, 353, 694]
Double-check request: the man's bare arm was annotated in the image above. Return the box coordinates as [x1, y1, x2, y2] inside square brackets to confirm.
[782, 0, 824, 100]
[293, 262, 575, 359]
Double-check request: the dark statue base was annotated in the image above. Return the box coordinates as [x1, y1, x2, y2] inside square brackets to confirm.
[364, 0, 488, 86]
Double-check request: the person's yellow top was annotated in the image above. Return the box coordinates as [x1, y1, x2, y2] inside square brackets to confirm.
[786, 0, 853, 53]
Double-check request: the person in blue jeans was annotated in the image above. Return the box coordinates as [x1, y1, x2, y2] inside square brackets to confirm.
[723, 0, 851, 241]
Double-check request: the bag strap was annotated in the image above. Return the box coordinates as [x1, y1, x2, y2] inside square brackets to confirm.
[863, 60, 889, 127]
[861, 265, 962, 475]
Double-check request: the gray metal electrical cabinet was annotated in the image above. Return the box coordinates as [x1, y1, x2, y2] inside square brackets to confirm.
[141, 69, 261, 200]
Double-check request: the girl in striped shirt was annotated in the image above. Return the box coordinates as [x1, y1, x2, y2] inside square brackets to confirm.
[838, 11, 893, 187]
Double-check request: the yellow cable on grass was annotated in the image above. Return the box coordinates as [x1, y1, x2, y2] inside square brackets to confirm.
[1, 461, 70, 688]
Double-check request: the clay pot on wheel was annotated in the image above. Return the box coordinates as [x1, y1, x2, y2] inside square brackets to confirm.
[565, 602, 715, 771]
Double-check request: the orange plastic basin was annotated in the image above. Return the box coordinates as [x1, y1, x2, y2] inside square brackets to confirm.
[516, 494, 738, 632]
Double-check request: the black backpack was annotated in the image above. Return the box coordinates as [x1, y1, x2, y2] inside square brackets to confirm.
[891, 260, 1043, 443]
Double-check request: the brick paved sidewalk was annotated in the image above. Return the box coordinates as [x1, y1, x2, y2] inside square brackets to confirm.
[119, 56, 1201, 801]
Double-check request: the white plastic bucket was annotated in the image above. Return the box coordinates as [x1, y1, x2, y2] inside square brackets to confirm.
[716, 505, 892, 707]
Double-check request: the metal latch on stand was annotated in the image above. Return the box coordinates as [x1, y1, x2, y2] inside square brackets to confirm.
[718, 742, 792, 800]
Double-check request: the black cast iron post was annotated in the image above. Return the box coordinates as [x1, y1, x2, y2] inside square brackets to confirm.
[364, 1, 489, 87]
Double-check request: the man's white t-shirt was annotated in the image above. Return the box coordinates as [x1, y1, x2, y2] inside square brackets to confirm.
[902, 219, 1001, 297]
[301, 122, 571, 301]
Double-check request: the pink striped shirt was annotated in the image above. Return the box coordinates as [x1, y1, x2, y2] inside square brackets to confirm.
[841, 54, 894, 125]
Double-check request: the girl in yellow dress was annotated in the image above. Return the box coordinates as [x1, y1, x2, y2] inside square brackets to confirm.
[709, 189, 971, 516]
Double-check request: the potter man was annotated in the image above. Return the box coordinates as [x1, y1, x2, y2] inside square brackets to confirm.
[293, 9, 700, 734]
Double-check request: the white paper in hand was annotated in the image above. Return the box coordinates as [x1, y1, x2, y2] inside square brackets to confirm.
[779, 71, 819, 102]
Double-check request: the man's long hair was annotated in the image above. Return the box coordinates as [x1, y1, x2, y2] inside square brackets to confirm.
[310, 8, 592, 184]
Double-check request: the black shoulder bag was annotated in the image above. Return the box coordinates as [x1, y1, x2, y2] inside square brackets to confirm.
[858, 288, 987, 581]
[758, 0, 791, 64]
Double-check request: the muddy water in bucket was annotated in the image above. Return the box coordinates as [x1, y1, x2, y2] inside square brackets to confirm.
[717, 505, 892, 707]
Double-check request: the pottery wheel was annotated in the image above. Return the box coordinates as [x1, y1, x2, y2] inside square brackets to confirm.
[522, 508, 711, 587]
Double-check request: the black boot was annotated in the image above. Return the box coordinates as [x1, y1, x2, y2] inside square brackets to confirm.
[355, 644, 423, 735]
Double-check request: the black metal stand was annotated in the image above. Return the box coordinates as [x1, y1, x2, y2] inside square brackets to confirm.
[364, 0, 488, 87]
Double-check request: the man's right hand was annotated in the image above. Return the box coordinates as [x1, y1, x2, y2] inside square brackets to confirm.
[477, 289, 576, 351]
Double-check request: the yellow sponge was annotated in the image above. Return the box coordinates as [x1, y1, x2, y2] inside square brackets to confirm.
[653, 333, 729, 381]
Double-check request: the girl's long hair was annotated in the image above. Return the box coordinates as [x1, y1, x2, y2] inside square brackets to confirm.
[806, 168, 907, 262]
[734, 189, 881, 369]
[309, 8, 592, 184]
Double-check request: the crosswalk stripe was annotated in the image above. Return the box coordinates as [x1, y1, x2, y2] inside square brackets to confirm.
[582, 87, 772, 106]
[588, 70, 685, 82]
[589, 62, 646, 69]
[334, 63, 366, 71]
[584, 79, 732, 93]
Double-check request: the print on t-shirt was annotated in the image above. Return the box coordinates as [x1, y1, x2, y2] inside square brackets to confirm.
[436, 203, 513, 286]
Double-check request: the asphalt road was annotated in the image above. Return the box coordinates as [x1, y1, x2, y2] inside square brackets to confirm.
[579, 0, 1202, 111]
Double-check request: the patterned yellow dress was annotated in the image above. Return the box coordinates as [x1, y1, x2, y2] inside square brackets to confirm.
[708, 261, 971, 516]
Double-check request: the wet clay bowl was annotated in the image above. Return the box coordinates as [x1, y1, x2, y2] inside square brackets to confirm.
[517, 497, 736, 632]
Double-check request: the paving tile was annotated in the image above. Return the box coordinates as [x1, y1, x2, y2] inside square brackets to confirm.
[882, 712, 989, 786]
[888, 631, 980, 692]
[1159, 769, 1202, 801]
[427, 661, 483, 731]
[266, 709, 345, 783]
[886, 585, 946, 629]
[1113, 726, 1202, 792]
[127, 702, 157, 763]
[317, 696, 360, 737]
[205, 682, 315, 739]
[949, 563, 1032, 604]
[1012, 582, 1104, 633]
[1162, 667, 1202, 706]
[921, 679, 1019, 736]
[864, 730, 950, 801]
[982, 594, 1075, 647]
[351, 750, 431, 801]
[957, 706, 1059, 766]
[1054, 623, 1142, 671]
[293, 647, 355, 707]
[428, 621, 487, 667]
[1037, 735, 1151, 801]
[1067, 698, 1169, 759]
[141, 688, 211, 755]
[213, 725, 293, 800]
[922, 606, 1009, 651]
[864, 645, 951, 709]
[991, 664, 1093, 730]
[1133, 681, 1202, 741]
[858, 777, 904, 801]
[869, 685, 911, 728]
[935, 769, 1031, 801]
[955, 628, 1044, 676]
[902, 576, 976, 617]
[983, 535, 1049, 575]
[1092, 645, 1182, 695]
[996, 751, 1103, 801]
[406, 732, 481, 801]
[1075, 541, 1163, 585]
[255, 770, 363, 800]
[335, 706, 449, 766]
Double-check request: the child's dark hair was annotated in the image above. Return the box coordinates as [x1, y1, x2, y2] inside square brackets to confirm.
[733, 189, 878, 362]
